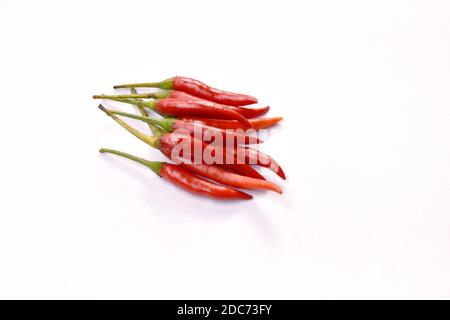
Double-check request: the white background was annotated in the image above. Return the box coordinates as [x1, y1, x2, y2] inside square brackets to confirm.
[0, 0, 449, 299]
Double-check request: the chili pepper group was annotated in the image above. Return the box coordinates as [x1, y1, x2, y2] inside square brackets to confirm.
[95, 76, 285, 201]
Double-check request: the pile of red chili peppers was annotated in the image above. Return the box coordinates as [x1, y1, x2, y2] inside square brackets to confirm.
[95, 76, 285, 200]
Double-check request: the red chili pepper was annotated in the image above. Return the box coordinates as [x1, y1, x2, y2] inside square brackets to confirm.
[180, 116, 283, 130]
[94, 91, 269, 119]
[98, 105, 265, 180]
[154, 90, 269, 118]
[98, 97, 253, 128]
[99, 105, 285, 180]
[172, 132, 286, 180]
[99, 148, 252, 200]
[239, 147, 286, 180]
[106, 109, 262, 145]
[179, 162, 282, 194]
[201, 140, 286, 180]
[225, 164, 265, 180]
[157, 134, 267, 181]
[105, 101, 266, 180]
[113, 76, 258, 106]
[231, 105, 270, 119]
[152, 128, 284, 180]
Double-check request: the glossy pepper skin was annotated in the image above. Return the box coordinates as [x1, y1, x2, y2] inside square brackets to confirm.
[98, 105, 265, 180]
[104, 97, 253, 128]
[113, 76, 258, 106]
[240, 147, 286, 180]
[158, 132, 266, 180]
[159, 131, 285, 180]
[179, 116, 283, 130]
[157, 90, 268, 118]
[106, 109, 262, 145]
[177, 161, 282, 193]
[99, 148, 252, 200]
[95, 91, 269, 118]
[171, 119, 261, 144]
[161, 163, 252, 200]
[99, 105, 283, 180]
[227, 163, 264, 180]
[113, 96, 268, 183]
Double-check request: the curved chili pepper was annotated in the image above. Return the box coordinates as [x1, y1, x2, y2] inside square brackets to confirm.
[95, 91, 269, 118]
[158, 137, 266, 180]
[239, 147, 286, 180]
[113, 76, 258, 106]
[98, 97, 253, 128]
[159, 131, 285, 180]
[106, 109, 262, 145]
[99, 148, 252, 200]
[226, 164, 264, 180]
[179, 162, 282, 194]
[164, 90, 269, 118]
[98, 105, 265, 180]
[179, 116, 283, 130]
[98, 105, 284, 179]
[231, 105, 269, 119]
[162, 164, 252, 200]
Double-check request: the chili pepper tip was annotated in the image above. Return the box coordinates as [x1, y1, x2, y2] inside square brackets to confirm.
[277, 167, 286, 180]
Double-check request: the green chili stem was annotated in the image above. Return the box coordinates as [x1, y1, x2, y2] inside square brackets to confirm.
[99, 148, 163, 175]
[93, 91, 170, 100]
[113, 78, 174, 90]
[101, 97, 157, 110]
[98, 104, 159, 148]
[108, 109, 174, 132]
[131, 88, 164, 136]
[131, 87, 151, 124]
